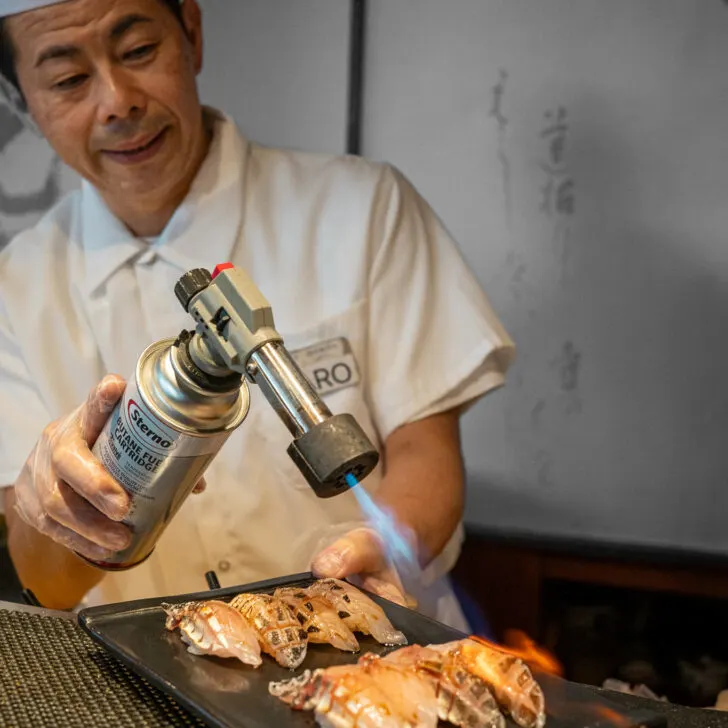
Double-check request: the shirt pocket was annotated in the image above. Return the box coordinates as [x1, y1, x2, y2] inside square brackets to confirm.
[248, 299, 379, 492]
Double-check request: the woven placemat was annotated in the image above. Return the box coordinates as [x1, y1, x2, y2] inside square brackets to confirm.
[0, 608, 206, 727]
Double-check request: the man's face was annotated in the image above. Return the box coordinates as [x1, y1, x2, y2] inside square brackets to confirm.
[6, 0, 206, 208]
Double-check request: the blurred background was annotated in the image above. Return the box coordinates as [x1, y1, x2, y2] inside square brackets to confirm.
[2, 0, 728, 708]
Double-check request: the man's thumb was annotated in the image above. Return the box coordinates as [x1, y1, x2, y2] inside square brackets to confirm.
[80, 374, 126, 446]
[311, 528, 383, 579]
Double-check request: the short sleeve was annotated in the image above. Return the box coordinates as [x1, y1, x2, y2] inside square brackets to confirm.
[0, 295, 51, 496]
[365, 165, 515, 441]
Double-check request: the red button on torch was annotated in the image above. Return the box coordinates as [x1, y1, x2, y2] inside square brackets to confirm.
[212, 262, 234, 279]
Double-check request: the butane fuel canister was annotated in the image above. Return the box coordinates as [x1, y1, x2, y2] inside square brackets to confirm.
[86, 331, 250, 570]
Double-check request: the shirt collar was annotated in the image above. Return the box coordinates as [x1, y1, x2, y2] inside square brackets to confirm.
[79, 107, 250, 297]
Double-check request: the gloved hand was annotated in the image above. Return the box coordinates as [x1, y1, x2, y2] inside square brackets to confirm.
[12, 375, 207, 563]
[310, 522, 417, 608]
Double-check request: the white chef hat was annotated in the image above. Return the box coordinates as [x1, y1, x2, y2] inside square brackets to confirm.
[0, 1, 68, 18]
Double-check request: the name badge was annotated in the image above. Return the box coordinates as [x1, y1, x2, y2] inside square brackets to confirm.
[290, 337, 361, 396]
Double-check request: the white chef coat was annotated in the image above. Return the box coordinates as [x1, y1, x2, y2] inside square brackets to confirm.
[0, 108, 514, 629]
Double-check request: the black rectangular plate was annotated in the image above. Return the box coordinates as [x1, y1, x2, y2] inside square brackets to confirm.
[78, 572, 666, 728]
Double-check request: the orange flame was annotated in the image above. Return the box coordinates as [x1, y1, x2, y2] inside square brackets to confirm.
[542, 699, 636, 727]
[593, 706, 635, 726]
[470, 629, 564, 677]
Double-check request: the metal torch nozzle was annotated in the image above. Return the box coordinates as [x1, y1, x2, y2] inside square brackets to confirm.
[175, 264, 379, 498]
[247, 341, 378, 496]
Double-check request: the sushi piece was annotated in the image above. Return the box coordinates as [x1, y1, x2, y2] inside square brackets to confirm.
[162, 600, 262, 667]
[356, 653, 440, 727]
[229, 592, 308, 669]
[274, 587, 360, 652]
[373, 645, 505, 728]
[306, 578, 407, 646]
[428, 638, 546, 728]
[270, 663, 426, 727]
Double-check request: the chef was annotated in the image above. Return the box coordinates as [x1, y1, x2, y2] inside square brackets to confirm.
[0, 0, 515, 630]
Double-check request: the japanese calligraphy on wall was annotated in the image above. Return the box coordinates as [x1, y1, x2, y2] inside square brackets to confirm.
[538, 105, 575, 279]
[539, 106, 574, 218]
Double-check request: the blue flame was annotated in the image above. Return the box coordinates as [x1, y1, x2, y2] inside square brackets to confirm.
[345, 472, 417, 568]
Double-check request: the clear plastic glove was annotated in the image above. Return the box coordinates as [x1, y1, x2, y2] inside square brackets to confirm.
[12, 375, 207, 563]
[310, 521, 418, 608]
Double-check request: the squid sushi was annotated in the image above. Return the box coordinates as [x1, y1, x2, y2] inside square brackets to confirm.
[428, 638, 546, 728]
[307, 578, 407, 646]
[230, 592, 308, 669]
[270, 662, 431, 728]
[373, 645, 505, 728]
[162, 599, 262, 667]
[274, 587, 360, 652]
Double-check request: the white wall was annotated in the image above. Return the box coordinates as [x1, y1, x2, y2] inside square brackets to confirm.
[197, 0, 351, 153]
[363, 0, 728, 555]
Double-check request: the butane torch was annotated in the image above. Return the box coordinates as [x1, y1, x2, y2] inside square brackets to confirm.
[87, 262, 379, 571]
[175, 262, 380, 494]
